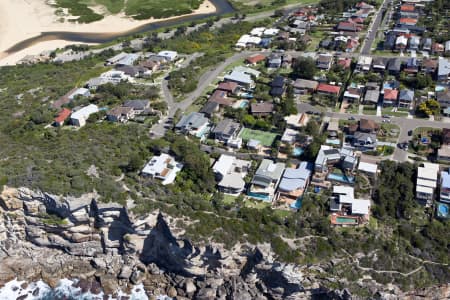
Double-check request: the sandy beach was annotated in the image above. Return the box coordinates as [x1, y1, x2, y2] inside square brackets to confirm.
[0, 0, 216, 66]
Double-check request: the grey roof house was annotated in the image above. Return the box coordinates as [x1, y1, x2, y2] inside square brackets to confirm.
[353, 132, 377, 150]
[248, 159, 286, 202]
[123, 100, 150, 114]
[212, 118, 241, 144]
[175, 112, 210, 138]
[398, 89, 414, 108]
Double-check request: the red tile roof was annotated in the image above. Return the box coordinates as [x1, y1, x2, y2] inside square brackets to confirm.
[317, 83, 341, 95]
[54, 108, 72, 124]
[400, 4, 415, 12]
[399, 18, 418, 25]
[246, 54, 266, 64]
[383, 89, 398, 100]
[217, 81, 238, 93]
[338, 57, 352, 69]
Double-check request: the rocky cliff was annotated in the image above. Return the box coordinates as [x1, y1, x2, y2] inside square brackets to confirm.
[0, 186, 449, 299]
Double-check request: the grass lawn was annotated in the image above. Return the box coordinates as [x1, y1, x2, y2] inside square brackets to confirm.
[381, 108, 408, 117]
[379, 123, 400, 141]
[363, 105, 377, 115]
[239, 128, 278, 147]
[413, 127, 442, 137]
[223, 194, 237, 205]
[245, 199, 271, 209]
[306, 30, 325, 51]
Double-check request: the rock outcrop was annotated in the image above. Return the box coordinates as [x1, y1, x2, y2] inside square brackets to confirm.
[0, 186, 448, 299]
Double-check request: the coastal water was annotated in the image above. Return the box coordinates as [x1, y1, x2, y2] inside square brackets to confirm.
[0, 279, 170, 300]
[4, 0, 234, 54]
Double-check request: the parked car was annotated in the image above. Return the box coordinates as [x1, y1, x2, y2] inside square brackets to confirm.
[348, 116, 356, 120]
[408, 130, 413, 136]
[382, 115, 391, 118]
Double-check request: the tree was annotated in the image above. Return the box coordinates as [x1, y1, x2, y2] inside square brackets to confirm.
[417, 99, 440, 117]
[292, 57, 317, 80]
[305, 119, 320, 136]
[303, 141, 321, 161]
[127, 154, 143, 173]
[242, 114, 256, 127]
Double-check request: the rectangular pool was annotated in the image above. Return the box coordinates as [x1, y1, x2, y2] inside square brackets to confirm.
[336, 217, 358, 224]
[328, 173, 355, 184]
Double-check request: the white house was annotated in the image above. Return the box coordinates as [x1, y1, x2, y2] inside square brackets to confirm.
[68, 88, 91, 100]
[330, 186, 371, 217]
[157, 51, 178, 62]
[70, 104, 99, 127]
[142, 153, 183, 185]
[416, 162, 440, 206]
[356, 56, 373, 72]
[212, 155, 250, 195]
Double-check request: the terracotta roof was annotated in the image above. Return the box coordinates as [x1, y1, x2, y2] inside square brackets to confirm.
[317, 83, 341, 95]
[246, 54, 266, 64]
[422, 59, 437, 69]
[54, 108, 72, 123]
[359, 118, 379, 131]
[217, 81, 238, 93]
[337, 22, 359, 32]
[384, 89, 398, 100]
[209, 90, 234, 106]
[338, 57, 352, 69]
[399, 18, 418, 25]
[400, 4, 415, 12]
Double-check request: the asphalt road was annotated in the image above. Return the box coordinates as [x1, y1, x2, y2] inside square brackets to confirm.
[297, 102, 448, 162]
[360, 0, 391, 55]
[150, 51, 256, 136]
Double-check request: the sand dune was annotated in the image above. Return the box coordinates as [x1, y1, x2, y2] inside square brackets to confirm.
[0, 0, 216, 65]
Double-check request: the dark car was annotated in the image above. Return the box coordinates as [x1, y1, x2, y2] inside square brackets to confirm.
[408, 130, 413, 136]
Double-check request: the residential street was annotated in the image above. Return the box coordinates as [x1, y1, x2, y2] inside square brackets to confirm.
[150, 51, 255, 136]
[360, 0, 391, 55]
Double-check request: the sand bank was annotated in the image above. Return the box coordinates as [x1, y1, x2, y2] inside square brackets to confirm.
[0, 0, 216, 65]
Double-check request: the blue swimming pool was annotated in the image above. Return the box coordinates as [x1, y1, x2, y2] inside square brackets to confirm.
[328, 173, 355, 184]
[421, 137, 430, 144]
[247, 192, 271, 202]
[293, 147, 304, 156]
[437, 203, 449, 218]
[239, 100, 249, 108]
[290, 198, 302, 209]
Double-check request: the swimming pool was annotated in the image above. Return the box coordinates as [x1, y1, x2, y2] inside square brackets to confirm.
[239, 100, 249, 108]
[241, 93, 254, 99]
[326, 139, 341, 145]
[328, 173, 355, 184]
[292, 147, 304, 156]
[437, 202, 449, 218]
[290, 198, 302, 210]
[247, 192, 271, 202]
[336, 217, 358, 224]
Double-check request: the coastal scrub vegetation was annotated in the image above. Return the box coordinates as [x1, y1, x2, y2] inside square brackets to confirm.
[53, 0, 204, 23]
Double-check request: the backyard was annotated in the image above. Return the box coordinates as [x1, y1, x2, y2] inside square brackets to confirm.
[239, 128, 278, 146]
